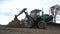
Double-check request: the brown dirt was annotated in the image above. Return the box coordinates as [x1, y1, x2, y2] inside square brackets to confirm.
[0, 27, 60, 34]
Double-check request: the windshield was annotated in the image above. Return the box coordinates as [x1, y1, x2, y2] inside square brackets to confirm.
[36, 11, 42, 16]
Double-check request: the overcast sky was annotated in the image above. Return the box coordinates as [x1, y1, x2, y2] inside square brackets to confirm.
[0, 0, 60, 25]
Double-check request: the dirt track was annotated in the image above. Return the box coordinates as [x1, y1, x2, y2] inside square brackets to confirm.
[0, 27, 60, 34]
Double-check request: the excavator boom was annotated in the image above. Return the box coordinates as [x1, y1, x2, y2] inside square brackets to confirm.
[16, 8, 27, 17]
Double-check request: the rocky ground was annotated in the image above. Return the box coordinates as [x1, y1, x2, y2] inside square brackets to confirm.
[0, 26, 60, 34]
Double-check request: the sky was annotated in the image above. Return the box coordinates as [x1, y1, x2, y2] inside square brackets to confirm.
[0, 0, 60, 25]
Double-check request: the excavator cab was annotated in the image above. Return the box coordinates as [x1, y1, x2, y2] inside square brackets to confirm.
[30, 9, 42, 21]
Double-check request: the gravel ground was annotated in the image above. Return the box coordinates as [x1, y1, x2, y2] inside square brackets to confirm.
[0, 27, 60, 34]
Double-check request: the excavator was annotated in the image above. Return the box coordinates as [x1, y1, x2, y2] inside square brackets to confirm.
[8, 8, 53, 29]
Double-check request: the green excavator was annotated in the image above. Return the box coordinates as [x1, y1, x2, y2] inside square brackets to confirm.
[8, 8, 53, 29]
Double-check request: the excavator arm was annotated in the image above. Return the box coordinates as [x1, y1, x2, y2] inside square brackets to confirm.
[14, 8, 27, 19]
[16, 8, 27, 17]
[14, 8, 32, 22]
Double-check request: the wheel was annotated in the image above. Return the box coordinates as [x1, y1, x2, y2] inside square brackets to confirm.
[38, 21, 46, 29]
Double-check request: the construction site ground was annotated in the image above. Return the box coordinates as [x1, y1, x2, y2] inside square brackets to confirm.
[0, 26, 60, 34]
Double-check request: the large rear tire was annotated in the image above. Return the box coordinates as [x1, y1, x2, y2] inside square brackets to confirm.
[38, 21, 46, 29]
